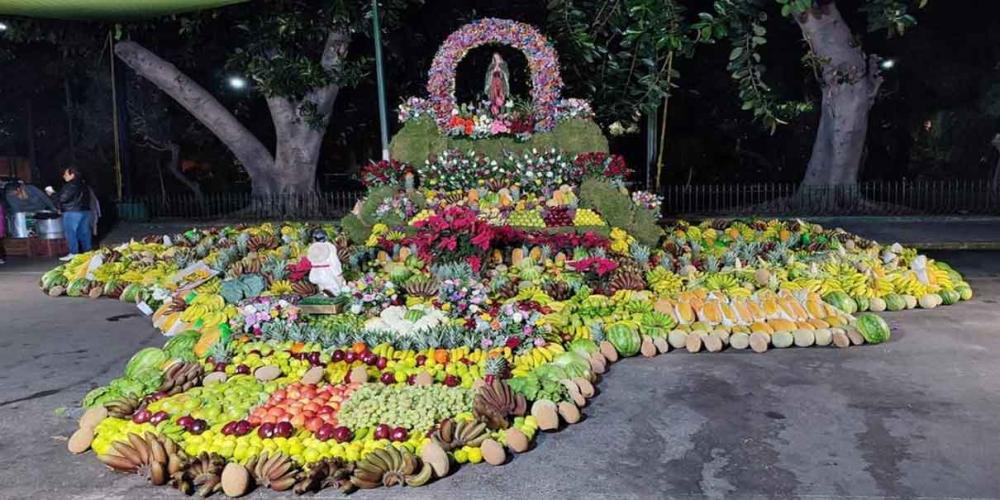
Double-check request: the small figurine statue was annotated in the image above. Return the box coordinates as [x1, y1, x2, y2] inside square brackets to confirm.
[307, 238, 347, 296]
[485, 52, 510, 117]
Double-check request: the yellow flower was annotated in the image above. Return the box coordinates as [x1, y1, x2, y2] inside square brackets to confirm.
[365, 223, 389, 247]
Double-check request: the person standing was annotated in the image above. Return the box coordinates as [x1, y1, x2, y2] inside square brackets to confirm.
[0, 196, 7, 265]
[50, 167, 92, 261]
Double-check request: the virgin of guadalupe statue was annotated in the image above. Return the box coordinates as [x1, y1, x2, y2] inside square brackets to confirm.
[484, 52, 510, 117]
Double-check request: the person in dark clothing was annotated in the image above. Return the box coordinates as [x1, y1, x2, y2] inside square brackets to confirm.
[4, 180, 58, 213]
[53, 167, 92, 260]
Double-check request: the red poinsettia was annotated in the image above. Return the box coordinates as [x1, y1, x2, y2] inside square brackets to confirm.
[287, 257, 312, 281]
[570, 257, 619, 277]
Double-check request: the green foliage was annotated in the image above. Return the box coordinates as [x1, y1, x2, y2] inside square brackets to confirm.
[547, 0, 702, 128]
[389, 118, 608, 165]
[579, 178, 663, 246]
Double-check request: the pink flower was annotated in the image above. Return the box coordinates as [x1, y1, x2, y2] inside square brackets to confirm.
[489, 120, 510, 134]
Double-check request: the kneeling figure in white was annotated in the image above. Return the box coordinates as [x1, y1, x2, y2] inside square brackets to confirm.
[307, 241, 347, 295]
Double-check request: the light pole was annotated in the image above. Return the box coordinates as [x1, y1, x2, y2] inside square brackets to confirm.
[372, 0, 390, 161]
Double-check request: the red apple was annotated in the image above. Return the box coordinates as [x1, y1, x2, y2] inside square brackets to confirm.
[373, 424, 391, 440]
[332, 426, 353, 443]
[149, 411, 170, 425]
[177, 415, 195, 429]
[316, 423, 336, 441]
[389, 427, 408, 442]
[376, 356, 388, 370]
[131, 408, 151, 424]
[332, 349, 345, 362]
[275, 421, 294, 438]
[258, 422, 275, 439]
[380, 372, 395, 385]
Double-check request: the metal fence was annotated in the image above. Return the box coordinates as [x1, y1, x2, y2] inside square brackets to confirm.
[661, 180, 1000, 217]
[116, 180, 1000, 221]
[117, 191, 364, 221]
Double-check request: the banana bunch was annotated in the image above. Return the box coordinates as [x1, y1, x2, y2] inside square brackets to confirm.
[431, 418, 490, 451]
[104, 396, 142, 418]
[157, 362, 205, 396]
[703, 273, 740, 292]
[927, 264, 954, 291]
[96, 432, 187, 487]
[646, 267, 684, 296]
[889, 270, 930, 297]
[511, 343, 564, 374]
[245, 451, 300, 492]
[351, 445, 432, 488]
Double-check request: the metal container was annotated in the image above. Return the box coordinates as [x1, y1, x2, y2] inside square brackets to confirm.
[10, 212, 30, 238]
[35, 212, 64, 240]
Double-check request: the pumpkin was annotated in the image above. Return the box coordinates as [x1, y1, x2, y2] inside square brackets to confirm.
[606, 323, 641, 357]
[823, 291, 857, 314]
[855, 313, 891, 344]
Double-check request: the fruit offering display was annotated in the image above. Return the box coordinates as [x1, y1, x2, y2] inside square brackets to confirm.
[50, 18, 974, 498]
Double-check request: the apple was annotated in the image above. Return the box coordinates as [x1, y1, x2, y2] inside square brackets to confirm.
[177, 415, 195, 429]
[189, 419, 208, 434]
[380, 372, 396, 385]
[234, 420, 252, 436]
[373, 424, 391, 440]
[316, 423, 336, 441]
[332, 426, 353, 443]
[213, 362, 228, 372]
[235, 364, 251, 374]
[258, 422, 275, 439]
[375, 356, 388, 370]
[149, 411, 170, 425]
[131, 408, 151, 424]
[344, 351, 357, 363]
[332, 349, 345, 362]
[221, 421, 238, 435]
[274, 421, 294, 438]
[362, 352, 377, 366]
[390, 427, 408, 442]
[444, 374, 460, 387]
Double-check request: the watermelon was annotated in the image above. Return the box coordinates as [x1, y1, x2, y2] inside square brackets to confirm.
[40, 267, 66, 289]
[103, 279, 124, 298]
[66, 278, 91, 297]
[607, 323, 641, 357]
[956, 284, 973, 301]
[855, 313, 891, 344]
[124, 347, 169, 379]
[884, 294, 906, 312]
[550, 352, 591, 379]
[568, 339, 599, 358]
[823, 291, 857, 314]
[163, 330, 201, 362]
[853, 296, 870, 312]
[940, 290, 960, 305]
[121, 283, 143, 303]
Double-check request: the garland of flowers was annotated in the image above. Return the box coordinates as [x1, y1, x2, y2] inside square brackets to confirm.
[426, 18, 564, 132]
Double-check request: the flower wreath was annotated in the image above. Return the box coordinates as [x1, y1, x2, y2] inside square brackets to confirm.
[426, 18, 564, 132]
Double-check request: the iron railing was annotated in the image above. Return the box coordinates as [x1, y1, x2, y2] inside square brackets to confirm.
[661, 180, 1000, 217]
[116, 180, 1000, 221]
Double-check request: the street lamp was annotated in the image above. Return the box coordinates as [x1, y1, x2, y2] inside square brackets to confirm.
[228, 76, 248, 90]
[880, 58, 896, 70]
[0, 21, 8, 31]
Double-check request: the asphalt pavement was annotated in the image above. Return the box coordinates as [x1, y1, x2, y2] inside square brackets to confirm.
[1, 250, 999, 499]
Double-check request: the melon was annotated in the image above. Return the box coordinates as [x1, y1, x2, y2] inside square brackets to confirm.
[902, 294, 917, 309]
[918, 294, 940, 309]
[855, 313, 891, 344]
[853, 296, 870, 312]
[823, 291, 857, 314]
[956, 284, 973, 301]
[606, 323, 641, 357]
[869, 297, 887, 312]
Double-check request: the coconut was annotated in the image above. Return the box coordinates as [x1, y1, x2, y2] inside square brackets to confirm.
[504, 428, 530, 453]
[481, 439, 506, 465]
[68, 427, 94, 454]
[557, 402, 581, 424]
[221, 462, 250, 497]
[420, 441, 450, 477]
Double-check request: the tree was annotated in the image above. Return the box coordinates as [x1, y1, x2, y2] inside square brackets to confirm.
[113, 0, 415, 198]
[547, 0, 705, 190]
[700, 0, 928, 186]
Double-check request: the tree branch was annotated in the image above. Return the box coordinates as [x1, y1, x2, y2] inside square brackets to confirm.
[113, 40, 275, 186]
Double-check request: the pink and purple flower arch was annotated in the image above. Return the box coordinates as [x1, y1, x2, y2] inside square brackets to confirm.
[426, 18, 564, 132]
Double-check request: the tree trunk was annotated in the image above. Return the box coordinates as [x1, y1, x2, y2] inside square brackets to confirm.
[113, 41, 277, 195]
[796, 1, 882, 186]
[990, 134, 1000, 194]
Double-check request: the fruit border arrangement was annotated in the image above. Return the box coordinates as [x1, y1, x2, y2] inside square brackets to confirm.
[48, 19, 973, 499]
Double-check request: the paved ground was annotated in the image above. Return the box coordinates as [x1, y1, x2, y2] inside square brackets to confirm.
[2, 250, 1000, 499]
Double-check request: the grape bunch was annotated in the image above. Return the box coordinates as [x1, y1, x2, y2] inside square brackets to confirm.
[507, 209, 546, 229]
[337, 384, 473, 432]
[543, 206, 574, 227]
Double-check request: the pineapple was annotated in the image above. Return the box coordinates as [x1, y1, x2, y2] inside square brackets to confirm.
[483, 356, 508, 384]
[629, 243, 651, 267]
[207, 340, 232, 365]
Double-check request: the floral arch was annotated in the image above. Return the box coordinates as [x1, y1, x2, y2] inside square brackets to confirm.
[426, 18, 564, 131]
